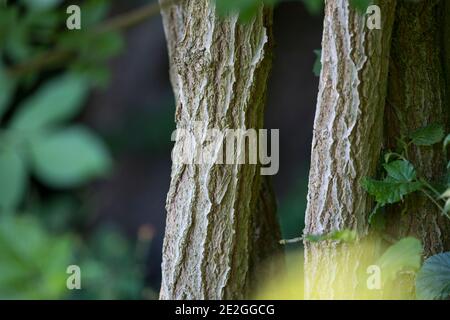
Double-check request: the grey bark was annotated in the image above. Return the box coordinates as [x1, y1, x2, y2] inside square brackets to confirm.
[384, 0, 450, 256]
[304, 0, 397, 299]
[159, 0, 282, 300]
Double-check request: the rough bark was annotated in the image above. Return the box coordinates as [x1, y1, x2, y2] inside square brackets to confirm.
[304, 0, 397, 299]
[384, 0, 450, 256]
[444, 1, 450, 116]
[159, 0, 282, 300]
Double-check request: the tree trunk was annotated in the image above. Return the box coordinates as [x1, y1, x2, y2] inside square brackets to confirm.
[304, 0, 397, 299]
[384, 0, 450, 256]
[159, 0, 282, 300]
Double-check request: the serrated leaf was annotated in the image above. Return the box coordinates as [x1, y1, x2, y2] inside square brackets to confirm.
[376, 237, 422, 283]
[0, 146, 27, 211]
[383, 160, 416, 182]
[29, 126, 112, 188]
[10, 74, 89, 132]
[416, 252, 450, 300]
[410, 124, 445, 146]
[362, 178, 422, 206]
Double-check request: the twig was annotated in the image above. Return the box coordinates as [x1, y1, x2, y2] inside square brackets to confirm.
[96, 0, 177, 34]
[279, 236, 303, 245]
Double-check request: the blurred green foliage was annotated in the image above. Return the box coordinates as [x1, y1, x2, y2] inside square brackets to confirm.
[0, 215, 73, 299]
[214, 0, 379, 21]
[74, 225, 151, 300]
[0, 0, 147, 299]
[214, 0, 325, 21]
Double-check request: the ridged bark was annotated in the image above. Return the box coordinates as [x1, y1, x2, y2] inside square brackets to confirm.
[384, 0, 450, 256]
[304, 0, 397, 299]
[159, 1, 282, 300]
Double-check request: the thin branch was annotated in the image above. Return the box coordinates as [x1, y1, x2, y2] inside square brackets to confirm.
[95, 0, 177, 34]
[9, 0, 178, 77]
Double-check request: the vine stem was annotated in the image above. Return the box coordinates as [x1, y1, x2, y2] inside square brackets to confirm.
[421, 189, 450, 220]
[419, 178, 443, 198]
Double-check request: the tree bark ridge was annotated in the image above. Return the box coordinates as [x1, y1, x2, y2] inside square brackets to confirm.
[304, 0, 397, 299]
[159, 0, 281, 300]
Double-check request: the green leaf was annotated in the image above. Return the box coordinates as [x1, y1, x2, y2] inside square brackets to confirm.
[362, 160, 422, 207]
[410, 124, 445, 146]
[10, 74, 89, 133]
[361, 178, 422, 206]
[29, 126, 112, 188]
[0, 146, 27, 211]
[383, 160, 416, 182]
[313, 49, 322, 77]
[376, 237, 422, 283]
[416, 252, 450, 300]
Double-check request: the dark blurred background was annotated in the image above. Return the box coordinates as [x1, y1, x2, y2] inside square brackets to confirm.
[0, 0, 322, 299]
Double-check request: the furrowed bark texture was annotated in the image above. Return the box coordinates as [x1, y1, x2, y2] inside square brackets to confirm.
[444, 1, 450, 120]
[159, 1, 282, 300]
[384, 0, 450, 256]
[304, 0, 396, 299]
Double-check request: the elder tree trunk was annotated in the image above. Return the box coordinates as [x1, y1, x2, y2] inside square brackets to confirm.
[305, 0, 450, 299]
[384, 0, 450, 256]
[304, 0, 397, 299]
[159, 0, 282, 300]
